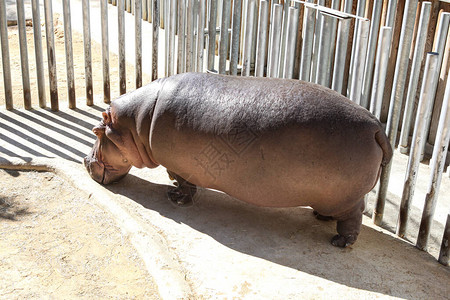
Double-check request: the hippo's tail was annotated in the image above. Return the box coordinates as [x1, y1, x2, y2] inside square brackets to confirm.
[375, 130, 393, 167]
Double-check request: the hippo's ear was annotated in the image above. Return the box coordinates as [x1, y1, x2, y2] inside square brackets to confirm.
[93, 109, 111, 137]
[93, 125, 106, 137]
[102, 110, 112, 125]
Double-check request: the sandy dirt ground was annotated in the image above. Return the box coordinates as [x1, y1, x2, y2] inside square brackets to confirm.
[0, 169, 160, 299]
[0, 13, 151, 108]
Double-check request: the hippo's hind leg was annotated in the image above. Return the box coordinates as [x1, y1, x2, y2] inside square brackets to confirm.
[331, 198, 365, 247]
[167, 170, 197, 207]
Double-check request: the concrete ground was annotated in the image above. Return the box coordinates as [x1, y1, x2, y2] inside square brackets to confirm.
[0, 101, 449, 299]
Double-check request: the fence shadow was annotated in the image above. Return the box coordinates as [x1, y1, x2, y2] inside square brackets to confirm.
[0, 107, 101, 162]
[107, 173, 449, 299]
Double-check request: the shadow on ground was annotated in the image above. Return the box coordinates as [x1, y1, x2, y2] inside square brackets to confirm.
[0, 107, 102, 163]
[107, 173, 449, 299]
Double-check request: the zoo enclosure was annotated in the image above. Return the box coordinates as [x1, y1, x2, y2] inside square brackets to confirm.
[0, 0, 449, 265]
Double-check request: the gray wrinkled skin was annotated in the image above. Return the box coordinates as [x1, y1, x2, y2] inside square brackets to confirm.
[84, 73, 392, 247]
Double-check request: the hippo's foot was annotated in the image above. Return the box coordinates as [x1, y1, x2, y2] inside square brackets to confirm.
[166, 170, 197, 207]
[313, 210, 334, 221]
[330, 198, 364, 248]
[331, 234, 357, 247]
[167, 187, 195, 207]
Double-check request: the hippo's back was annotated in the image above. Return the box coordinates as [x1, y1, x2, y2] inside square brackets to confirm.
[152, 73, 379, 134]
[150, 73, 386, 216]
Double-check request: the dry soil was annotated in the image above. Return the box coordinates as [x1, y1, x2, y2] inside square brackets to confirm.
[0, 169, 160, 299]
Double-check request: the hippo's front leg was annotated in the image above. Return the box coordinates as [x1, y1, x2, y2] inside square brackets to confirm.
[331, 199, 365, 247]
[167, 170, 197, 207]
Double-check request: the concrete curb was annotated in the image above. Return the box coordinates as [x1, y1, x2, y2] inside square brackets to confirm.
[0, 155, 193, 299]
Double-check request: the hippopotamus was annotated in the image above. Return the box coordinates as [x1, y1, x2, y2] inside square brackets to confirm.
[84, 72, 392, 247]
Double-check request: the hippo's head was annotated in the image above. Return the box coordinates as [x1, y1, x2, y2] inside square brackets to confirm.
[84, 110, 132, 185]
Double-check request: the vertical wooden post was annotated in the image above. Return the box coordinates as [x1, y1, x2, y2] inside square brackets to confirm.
[16, 0, 32, 109]
[136, 0, 143, 87]
[44, 0, 58, 110]
[82, 0, 93, 105]
[31, 0, 46, 108]
[0, 0, 13, 110]
[63, 0, 76, 108]
[101, 0, 111, 103]
[152, 0, 160, 80]
[118, 0, 127, 94]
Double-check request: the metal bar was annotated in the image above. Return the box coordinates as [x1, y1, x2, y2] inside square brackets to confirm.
[399, 1, 432, 154]
[385, 0, 398, 27]
[360, 0, 383, 109]
[16, 0, 32, 109]
[374, 0, 419, 227]
[283, 6, 299, 79]
[241, 0, 255, 76]
[207, 0, 217, 72]
[0, 0, 13, 109]
[420, 12, 450, 160]
[101, 0, 111, 102]
[438, 213, 450, 265]
[63, 0, 76, 108]
[152, 0, 160, 80]
[299, 0, 315, 81]
[267, 3, 283, 78]
[249, 0, 258, 75]
[136, 0, 143, 87]
[255, 0, 269, 77]
[82, 0, 93, 105]
[331, 0, 352, 93]
[118, 0, 126, 94]
[277, 0, 291, 78]
[416, 67, 450, 250]
[31, 0, 46, 108]
[315, 13, 332, 85]
[348, 19, 369, 105]
[197, 0, 205, 72]
[310, 0, 325, 83]
[397, 52, 439, 239]
[347, 0, 366, 96]
[266, 0, 275, 75]
[324, 0, 340, 87]
[177, 0, 186, 74]
[219, 0, 231, 74]
[185, 0, 195, 72]
[370, 26, 392, 120]
[230, 0, 242, 75]
[167, 0, 176, 75]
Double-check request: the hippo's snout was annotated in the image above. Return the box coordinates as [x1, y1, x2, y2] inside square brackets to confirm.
[84, 155, 105, 184]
